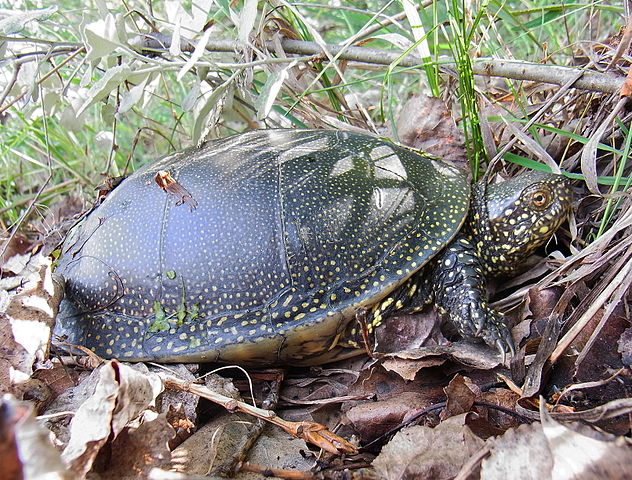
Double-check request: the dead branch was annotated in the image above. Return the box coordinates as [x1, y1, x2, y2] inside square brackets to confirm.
[166, 36, 626, 95]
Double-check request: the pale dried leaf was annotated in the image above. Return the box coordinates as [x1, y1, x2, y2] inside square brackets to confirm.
[256, 62, 296, 120]
[394, 95, 468, 170]
[0, 313, 31, 395]
[0, 396, 72, 480]
[382, 356, 445, 381]
[182, 81, 201, 112]
[1, 254, 62, 382]
[370, 33, 413, 50]
[441, 375, 480, 420]
[177, 29, 212, 81]
[482, 411, 632, 480]
[118, 74, 150, 114]
[76, 64, 132, 117]
[617, 327, 632, 367]
[61, 363, 119, 475]
[373, 413, 484, 480]
[170, 14, 182, 56]
[346, 392, 438, 443]
[59, 105, 81, 133]
[579, 97, 627, 194]
[189, 0, 213, 31]
[238, 0, 258, 43]
[193, 72, 238, 144]
[385, 342, 501, 370]
[1, 252, 30, 275]
[541, 408, 632, 480]
[481, 423, 552, 480]
[0, 6, 57, 35]
[61, 361, 163, 476]
[83, 14, 121, 63]
[111, 362, 164, 436]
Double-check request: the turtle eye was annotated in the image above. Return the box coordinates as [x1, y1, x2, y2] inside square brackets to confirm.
[531, 189, 551, 209]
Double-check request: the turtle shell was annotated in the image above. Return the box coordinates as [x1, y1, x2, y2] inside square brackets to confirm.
[55, 129, 470, 364]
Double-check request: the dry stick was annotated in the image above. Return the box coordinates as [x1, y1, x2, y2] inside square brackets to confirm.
[352, 0, 437, 42]
[580, 96, 629, 194]
[0, 46, 85, 116]
[0, 62, 21, 108]
[238, 463, 316, 480]
[516, 396, 632, 423]
[454, 445, 492, 480]
[210, 372, 283, 477]
[272, 39, 625, 94]
[0, 179, 79, 217]
[161, 373, 357, 455]
[485, 68, 586, 175]
[470, 58, 623, 94]
[550, 254, 632, 364]
[133, 35, 625, 94]
[352, 7, 410, 41]
[573, 253, 632, 368]
[556, 368, 627, 404]
[607, 13, 632, 69]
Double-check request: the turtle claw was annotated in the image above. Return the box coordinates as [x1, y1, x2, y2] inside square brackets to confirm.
[490, 321, 515, 364]
[496, 339, 507, 365]
[471, 307, 515, 362]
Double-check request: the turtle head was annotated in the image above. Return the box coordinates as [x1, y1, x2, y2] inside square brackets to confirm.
[469, 171, 572, 277]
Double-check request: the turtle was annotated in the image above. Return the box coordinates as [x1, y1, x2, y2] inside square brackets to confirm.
[54, 129, 572, 365]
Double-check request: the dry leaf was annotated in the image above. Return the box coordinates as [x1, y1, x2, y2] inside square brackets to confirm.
[481, 423, 552, 480]
[617, 327, 632, 367]
[440, 375, 481, 420]
[154, 170, 198, 210]
[0, 395, 72, 480]
[372, 413, 484, 480]
[345, 392, 442, 443]
[0, 253, 63, 397]
[61, 361, 163, 476]
[394, 95, 468, 172]
[619, 65, 632, 97]
[482, 410, 632, 480]
[100, 412, 175, 480]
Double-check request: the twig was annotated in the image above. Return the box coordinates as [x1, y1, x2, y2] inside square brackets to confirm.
[353, 1, 434, 42]
[454, 444, 491, 480]
[580, 96, 629, 194]
[1, 74, 53, 262]
[516, 397, 632, 422]
[470, 58, 623, 94]
[550, 253, 632, 364]
[555, 368, 627, 404]
[125, 33, 627, 94]
[0, 179, 79, 216]
[0, 61, 21, 108]
[160, 373, 357, 455]
[0, 35, 81, 47]
[486, 68, 586, 173]
[210, 372, 282, 477]
[238, 462, 316, 479]
[189, 37, 626, 94]
[0, 46, 84, 116]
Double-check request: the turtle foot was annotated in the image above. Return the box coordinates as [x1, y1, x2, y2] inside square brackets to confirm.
[443, 298, 515, 362]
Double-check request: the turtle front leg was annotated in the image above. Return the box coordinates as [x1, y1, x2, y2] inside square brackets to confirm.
[423, 236, 515, 357]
